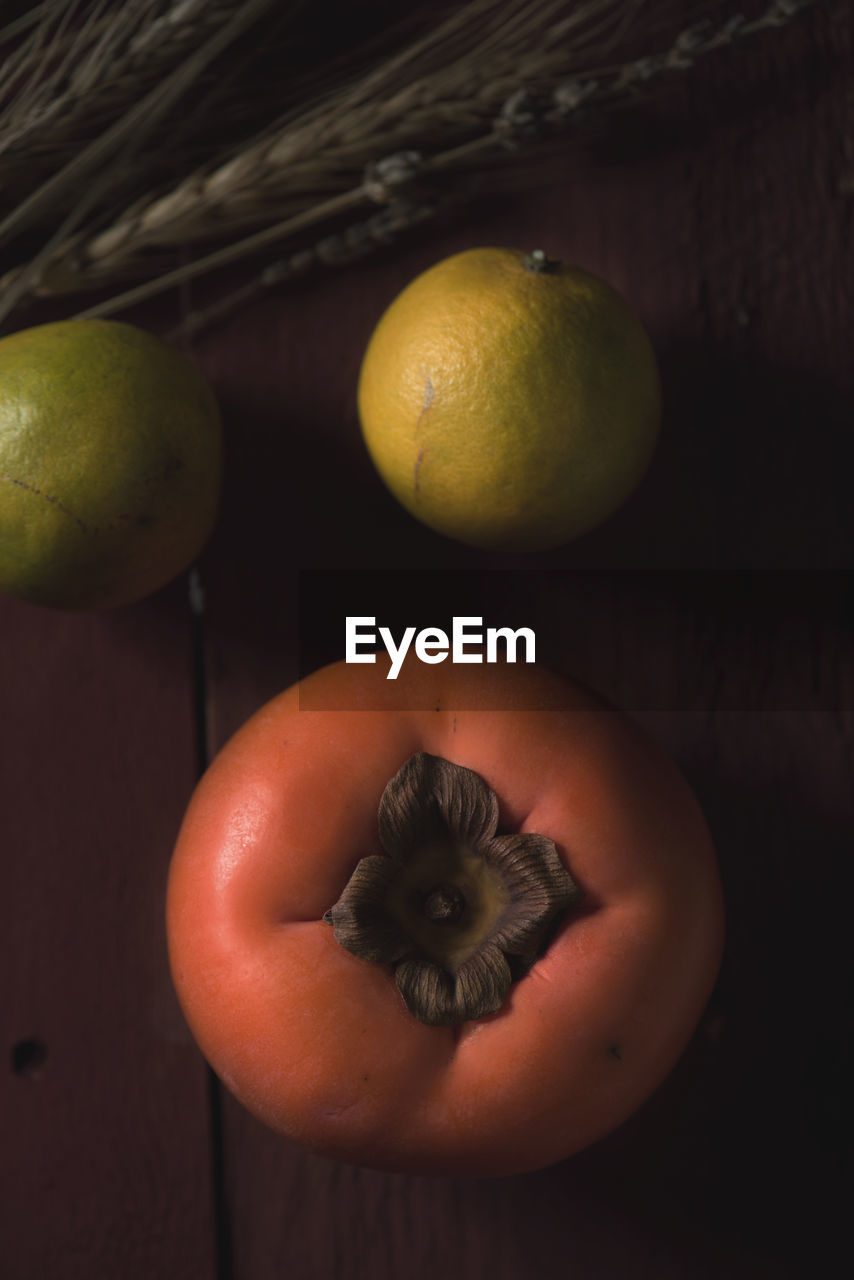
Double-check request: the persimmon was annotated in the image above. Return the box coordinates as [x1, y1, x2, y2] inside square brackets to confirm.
[166, 658, 724, 1177]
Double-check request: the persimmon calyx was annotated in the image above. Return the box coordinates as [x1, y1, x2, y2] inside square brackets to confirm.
[323, 752, 581, 1027]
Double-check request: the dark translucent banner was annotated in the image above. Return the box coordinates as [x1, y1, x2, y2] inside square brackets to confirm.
[297, 569, 851, 713]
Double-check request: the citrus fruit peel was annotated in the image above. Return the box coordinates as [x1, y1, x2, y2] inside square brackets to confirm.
[0, 318, 222, 609]
[357, 246, 661, 552]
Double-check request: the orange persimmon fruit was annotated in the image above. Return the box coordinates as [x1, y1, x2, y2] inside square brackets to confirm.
[166, 657, 723, 1177]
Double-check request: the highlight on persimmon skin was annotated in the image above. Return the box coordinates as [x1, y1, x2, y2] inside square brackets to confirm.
[166, 658, 724, 1177]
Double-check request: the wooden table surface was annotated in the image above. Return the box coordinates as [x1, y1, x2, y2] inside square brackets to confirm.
[2, 3, 851, 1277]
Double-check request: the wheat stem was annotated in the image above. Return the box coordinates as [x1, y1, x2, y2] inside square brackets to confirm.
[8, 0, 628, 274]
[0, 2, 266, 164]
[0, 0, 829, 332]
[72, 186, 370, 321]
[0, 0, 277, 251]
[74, 0, 824, 333]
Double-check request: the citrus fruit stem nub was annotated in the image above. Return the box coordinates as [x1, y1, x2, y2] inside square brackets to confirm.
[357, 245, 661, 552]
[523, 249, 559, 273]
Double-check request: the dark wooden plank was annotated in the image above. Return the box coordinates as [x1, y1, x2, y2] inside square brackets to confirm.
[2, 2, 847, 1277]
[0, 586, 216, 1279]
[190, 0, 852, 590]
[173, 1, 852, 1276]
[202, 571, 850, 1279]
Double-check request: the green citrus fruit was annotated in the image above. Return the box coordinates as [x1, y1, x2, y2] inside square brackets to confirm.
[357, 247, 661, 552]
[0, 318, 222, 608]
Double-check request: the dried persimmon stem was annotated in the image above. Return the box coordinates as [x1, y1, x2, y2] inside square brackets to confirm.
[325, 753, 581, 1026]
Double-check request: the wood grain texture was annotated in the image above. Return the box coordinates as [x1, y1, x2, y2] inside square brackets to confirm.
[1, 2, 851, 1278]
[180, 2, 852, 1276]
[208, 574, 852, 1280]
[0, 587, 216, 1279]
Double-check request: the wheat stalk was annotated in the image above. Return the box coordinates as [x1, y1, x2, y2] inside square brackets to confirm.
[0, 0, 827, 333]
[0, 0, 285, 323]
[1, 2, 234, 161]
[0, 1, 313, 197]
[0, 0, 639, 297]
[161, 0, 825, 342]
